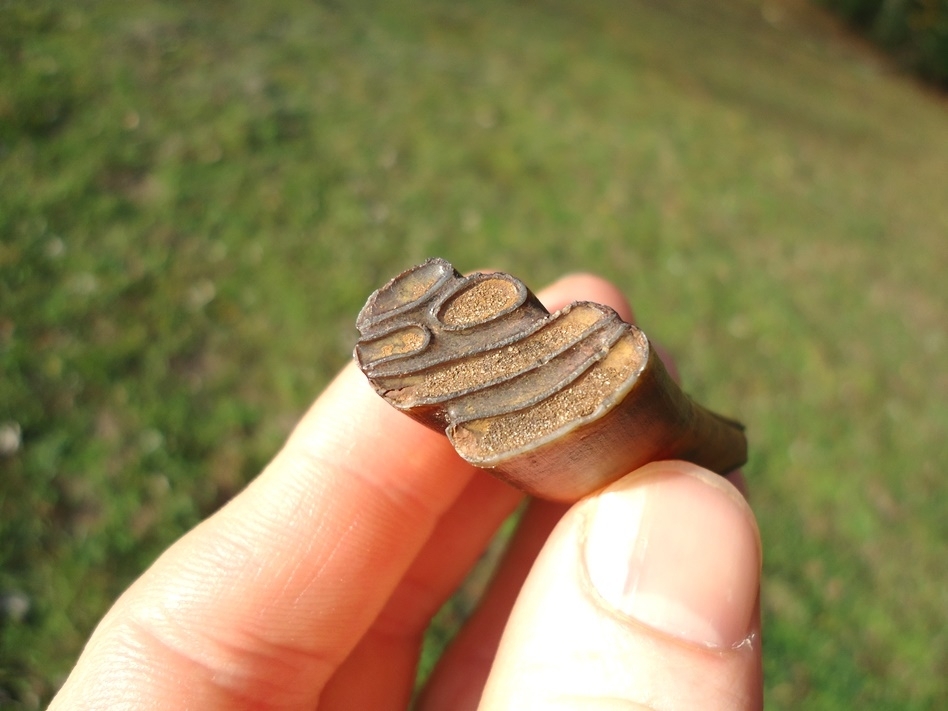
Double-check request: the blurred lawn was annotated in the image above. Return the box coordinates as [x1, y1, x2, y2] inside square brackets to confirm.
[2, 0, 947, 707]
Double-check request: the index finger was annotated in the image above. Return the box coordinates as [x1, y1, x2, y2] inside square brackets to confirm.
[51, 359, 485, 709]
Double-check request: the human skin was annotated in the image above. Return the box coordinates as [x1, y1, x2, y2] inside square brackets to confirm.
[49, 274, 762, 711]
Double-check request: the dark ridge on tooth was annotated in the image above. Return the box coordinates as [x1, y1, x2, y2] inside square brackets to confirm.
[442, 318, 629, 423]
[371, 303, 619, 405]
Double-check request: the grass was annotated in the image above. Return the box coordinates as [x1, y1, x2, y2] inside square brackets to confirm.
[2, 0, 947, 707]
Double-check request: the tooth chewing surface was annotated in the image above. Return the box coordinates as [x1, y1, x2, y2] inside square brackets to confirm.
[354, 258, 748, 501]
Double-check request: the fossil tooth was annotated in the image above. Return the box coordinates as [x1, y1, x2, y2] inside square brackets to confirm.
[354, 258, 747, 502]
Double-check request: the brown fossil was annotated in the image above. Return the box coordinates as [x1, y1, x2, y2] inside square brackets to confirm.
[354, 258, 747, 502]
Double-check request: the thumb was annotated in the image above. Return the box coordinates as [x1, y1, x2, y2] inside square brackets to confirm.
[479, 461, 763, 711]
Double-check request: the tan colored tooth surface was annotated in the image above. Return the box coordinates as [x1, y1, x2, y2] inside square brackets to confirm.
[439, 276, 522, 328]
[357, 327, 428, 364]
[354, 258, 747, 501]
[450, 331, 645, 460]
[374, 303, 611, 404]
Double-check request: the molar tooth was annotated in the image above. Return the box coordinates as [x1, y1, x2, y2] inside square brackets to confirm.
[354, 258, 747, 502]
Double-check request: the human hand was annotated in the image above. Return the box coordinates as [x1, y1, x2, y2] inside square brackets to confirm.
[50, 274, 762, 710]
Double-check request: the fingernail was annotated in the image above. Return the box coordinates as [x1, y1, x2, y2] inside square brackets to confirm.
[582, 464, 760, 648]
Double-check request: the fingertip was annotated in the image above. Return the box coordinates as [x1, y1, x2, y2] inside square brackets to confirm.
[725, 468, 750, 499]
[478, 460, 763, 710]
[535, 273, 688, 384]
[538, 273, 636, 324]
[584, 461, 761, 649]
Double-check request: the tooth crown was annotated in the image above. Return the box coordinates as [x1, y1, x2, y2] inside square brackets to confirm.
[355, 258, 747, 501]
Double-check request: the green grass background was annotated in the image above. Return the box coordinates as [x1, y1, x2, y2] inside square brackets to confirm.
[2, 0, 947, 707]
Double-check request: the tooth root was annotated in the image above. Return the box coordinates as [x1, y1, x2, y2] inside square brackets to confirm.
[354, 258, 748, 502]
